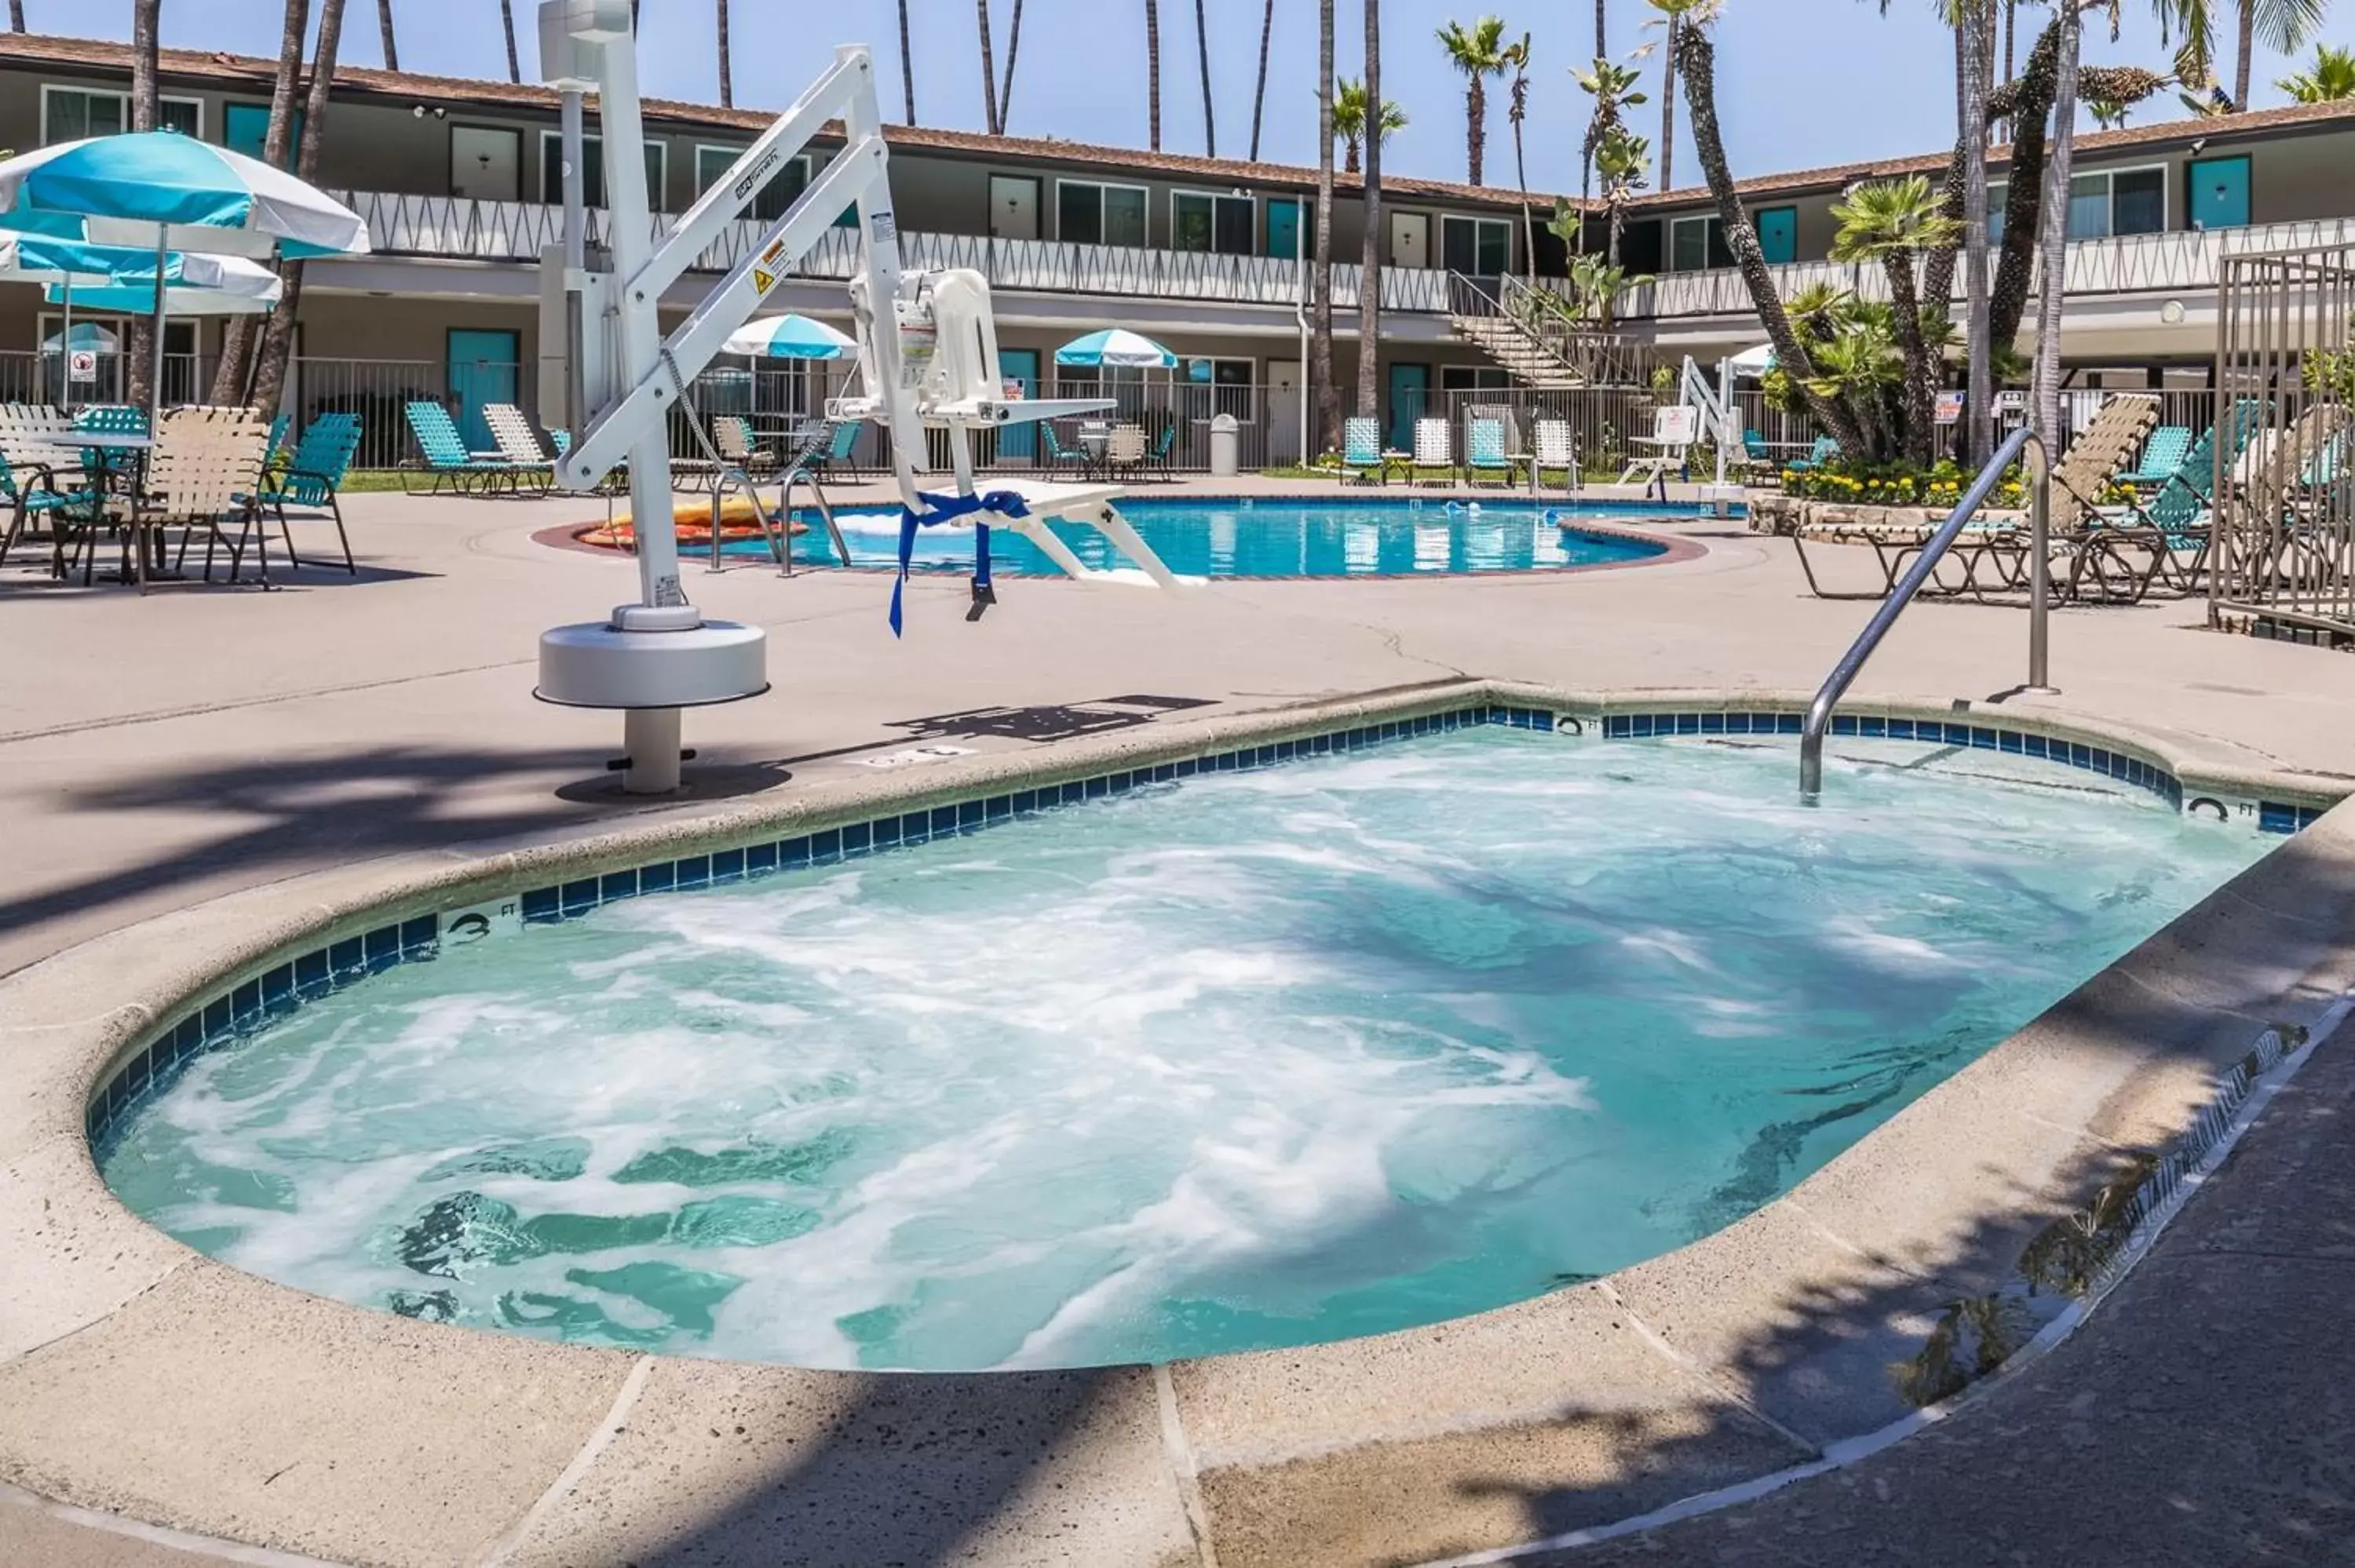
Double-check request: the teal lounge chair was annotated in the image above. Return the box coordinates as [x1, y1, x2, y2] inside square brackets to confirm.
[1340, 416, 1385, 484]
[2118, 398, 2266, 591]
[402, 401, 517, 494]
[1466, 417, 1514, 487]
[1039, 421, 1085, 476]
[1784, 435, 1840, 476]
[0, 436, 96, 576]
[1146, 421, 1177, 479]
[248, 413, 361, 573]
[2119, 425, 2192, 489]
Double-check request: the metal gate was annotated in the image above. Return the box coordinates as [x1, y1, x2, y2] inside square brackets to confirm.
[2211, 244, 2355, 643]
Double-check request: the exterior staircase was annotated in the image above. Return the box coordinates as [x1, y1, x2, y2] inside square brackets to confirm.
[1444, 272, 1649, 391]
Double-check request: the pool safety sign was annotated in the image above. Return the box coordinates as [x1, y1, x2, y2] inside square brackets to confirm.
[1935, 391, 1965, 425]
[67, 348, 96, 384]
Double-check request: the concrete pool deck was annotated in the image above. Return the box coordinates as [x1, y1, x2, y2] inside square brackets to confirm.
[5, 483, 2355, 1566]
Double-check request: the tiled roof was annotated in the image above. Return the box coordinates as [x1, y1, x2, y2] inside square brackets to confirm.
[7, 30, 2353, 221]
[0, 31, 1550, 211]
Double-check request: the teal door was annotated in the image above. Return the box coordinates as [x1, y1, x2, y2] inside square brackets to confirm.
[1757, 206, 1798, 265]
[2187, 155, 2251, 231]
[999, 348, 1040, 461]
[447, 329, 520, 454]
[224, 104, 301, 168]
[1386, 363, 1429, 451]
[1263, 198, 1302, 260]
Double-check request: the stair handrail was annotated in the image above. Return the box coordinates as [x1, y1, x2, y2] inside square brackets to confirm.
[1798, 425, 2049, 800]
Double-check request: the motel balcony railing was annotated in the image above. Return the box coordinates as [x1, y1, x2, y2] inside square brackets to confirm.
[330, 190, 1455, 312]
[1615, 215, 2355, 319]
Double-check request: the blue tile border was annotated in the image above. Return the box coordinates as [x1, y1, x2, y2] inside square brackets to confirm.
[84, 698, 2324, 1157]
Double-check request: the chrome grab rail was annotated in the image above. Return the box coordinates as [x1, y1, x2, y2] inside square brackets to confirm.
[1799, 425, 2052, 800]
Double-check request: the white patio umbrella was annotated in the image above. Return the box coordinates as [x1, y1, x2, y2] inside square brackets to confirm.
[0, 131, 367, 437]
[1727, 343, 1777, 379]
[723, 313, 858, 359]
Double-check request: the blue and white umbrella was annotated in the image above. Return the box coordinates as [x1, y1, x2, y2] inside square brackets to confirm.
[0, 133, 370, 260]
[724, 312, 857, 360]
[1053, 328, 1178, 369]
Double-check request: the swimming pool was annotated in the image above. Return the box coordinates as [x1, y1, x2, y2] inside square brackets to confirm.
[704, 496, 1681, 578]
[98, 723, 2265, 1373]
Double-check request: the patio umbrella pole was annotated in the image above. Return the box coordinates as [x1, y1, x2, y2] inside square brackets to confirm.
[139, 230, 171, 593]
[58, 275, 71, 411]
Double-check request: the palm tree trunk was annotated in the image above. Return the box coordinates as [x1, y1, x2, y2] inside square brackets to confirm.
[1145, 0, 1162, 150]
[999, 0, 1024, 130]
[1465, 77, 1484, 185]
[899, 0, 917, 123]
[7, 2, 24, 31]
[1674, 21, 1864, 458]
[975, 0, 1000, 135]
[2234, 0, 2255, 111]
[1356, 0, 1381, 419]
[213, 0, 313, 406]
[376, 0, 396, 71]
[2031, 0, 2082, 444]
[1960, 2, 1994, 468]
[125, 0, 160, 415]
[1345, 133, 1360, 174]
[1594, 0, 1605, 57]
[1887, 253, 1936, 467]
[1990, 17, 2061, 352]
[500, 0, 520, 82]
[1249, 0, 1276, 160]
[1314, 0, 1338, 453]
[717, 0, 733, 108]
[253, 0, 347, 421]
[1659, 18, 1677, 191]
[1193, 0, 1216, 156]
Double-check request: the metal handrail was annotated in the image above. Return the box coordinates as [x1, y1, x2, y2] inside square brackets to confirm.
[1798, 425, 2050, 800]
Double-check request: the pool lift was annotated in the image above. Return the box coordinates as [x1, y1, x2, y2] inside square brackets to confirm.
[531, 0, 1179, 795]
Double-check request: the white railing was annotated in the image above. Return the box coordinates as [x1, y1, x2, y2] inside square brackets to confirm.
[1616, 215, 2355, 319]
[330, 190, 1454, 312]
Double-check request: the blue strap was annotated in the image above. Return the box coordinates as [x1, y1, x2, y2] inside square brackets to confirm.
[890, 488, 1030, 636]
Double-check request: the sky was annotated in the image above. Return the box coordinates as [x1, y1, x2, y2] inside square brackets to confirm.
[26, 0, 2341, 195]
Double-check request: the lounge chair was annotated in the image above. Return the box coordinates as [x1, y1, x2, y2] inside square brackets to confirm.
[713, 414, 778, 476]
[2109, 396, 2266, 593]
[246, 412, 362, 574]
[2119, 425, 2192, 490]
[1784, 436, 1840, 476]
[1466, 416, 1515, 487]
[482, 403, 558, 495]
[2209, 404, 2355, 596]
[402, 401, 517, 494]
[1039, 421, 1086, 477]
[1411, 418, 1455, 487]
[1532, 420, 1576, 490]
[1339, 416, 1385, 484]
[1145, 421, 1177, 480]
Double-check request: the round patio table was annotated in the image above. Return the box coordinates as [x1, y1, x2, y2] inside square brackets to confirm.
[73, 432, 170, 589]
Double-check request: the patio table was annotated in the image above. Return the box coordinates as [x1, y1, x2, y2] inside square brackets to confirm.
[72, 432, 168, 587]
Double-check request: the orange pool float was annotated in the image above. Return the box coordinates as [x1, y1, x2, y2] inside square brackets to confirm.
[575, 495, 812, 551]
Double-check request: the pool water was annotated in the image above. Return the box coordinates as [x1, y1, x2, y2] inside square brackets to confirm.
[758, 497, 1677, 578]
[102, 731, 2264, 1371]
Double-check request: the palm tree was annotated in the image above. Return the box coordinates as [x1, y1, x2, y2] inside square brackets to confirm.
[1596, 0, 1608, 55]
[1000, 0, 1026, 129]
[1955, 0, 1995, 467]
[1436, 16, 1511, 185]
[976, 0, 1001, 135]
[1831, 177, 1960, 463]
[1657, 9, 1679, 189]
[1145, 0, 1163, 150]
[1504, 31, 1535, 279]
[8, 2, 24, 31]
[254, 0, 348, 420]
[1314, 0, 1339, 453]
[2156, 0, 2328, 112]
[124, 0, 161, 414]
[1358, 0, 1382, 421]
[2032, 0, 2084, 443]
[500, 0, 521, 83]
[1576, 57, 1645, 255]
[1594, 123, 1650, 266]
[1193, 0, 1217, 155]
[376, 0, 397, 71]
[1663, 0, 1868, 458]
[2280, 40, 2355, 98]
[1332, 78, 1406, 173]
[212, 0, 314, 405]
[899, 0, 917, 123]
[1250, 0, 1277, 160]
[717, 0, 733, 108]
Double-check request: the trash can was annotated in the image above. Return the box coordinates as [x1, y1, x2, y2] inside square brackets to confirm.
[1209, 412, 1240, 478]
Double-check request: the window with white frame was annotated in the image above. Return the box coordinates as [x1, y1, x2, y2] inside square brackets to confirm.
[1171, 190, 1254, 255]
[1440, 214, 1512, 275]
[1181, 356, 1255, 421]
[539, 131, 667, 212]
[1055, 180, 1148, 247]
[1986, 166, 2166, 246]
[1668, 213, 1728, 272]
[695, 144, 808, 223]
[42, 85, 202, 144]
